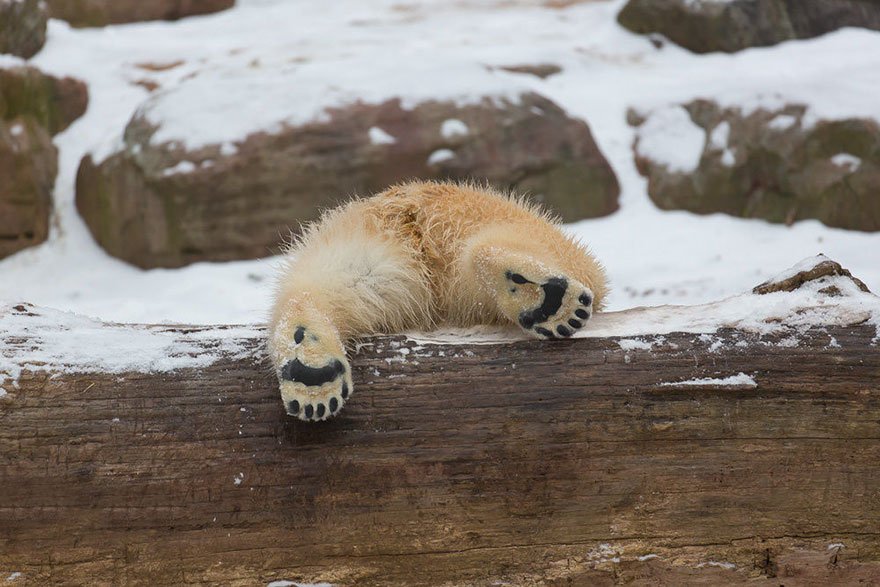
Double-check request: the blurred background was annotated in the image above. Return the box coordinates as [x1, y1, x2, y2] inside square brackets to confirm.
[1, 0, 878, 324]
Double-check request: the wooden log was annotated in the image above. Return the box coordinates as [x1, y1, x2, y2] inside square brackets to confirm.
[1, 320, 879, 585]
[1, 259, 880, 585]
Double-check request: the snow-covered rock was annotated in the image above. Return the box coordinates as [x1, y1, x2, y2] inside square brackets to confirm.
[632, 100, 880, 232]
[76, 91, 619, 268]
[43, 0, 234, 27]
[0, 65, 87, 260]
[618, 0, 880, 54]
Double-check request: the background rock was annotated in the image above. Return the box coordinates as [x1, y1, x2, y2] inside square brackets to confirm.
[0, 0, 47, 58]
[632, 100, 880, 232]
[0, 118, 57, 259]
[618, 0, 880, 53]
[0, 65, 88, 260]
[0, 66, 89, 136]
[76, 92, 620, 269]
[44, 0, 235, 27]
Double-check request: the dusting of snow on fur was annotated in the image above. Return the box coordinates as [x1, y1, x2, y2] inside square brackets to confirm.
[368, 126, 396, 145]
[661, 372, 756, 387]
[636, 106, 705, 173]
[0, 305, 262, 390]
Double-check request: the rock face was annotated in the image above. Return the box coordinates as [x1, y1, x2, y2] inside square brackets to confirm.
[0, 66, 88, 260]
[0, 118, 57, 259]
[632, 100, 880, 232]
[0, 66, 89, 135]
[0, 0, 47, 58]
[76, 92, 620, 268]
[44, 0, 235, 27]
[618, 0, 880, 53]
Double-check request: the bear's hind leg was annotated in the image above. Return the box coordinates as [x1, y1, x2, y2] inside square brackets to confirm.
[463, 227, 598, 339]
[269, 222, 431, 421]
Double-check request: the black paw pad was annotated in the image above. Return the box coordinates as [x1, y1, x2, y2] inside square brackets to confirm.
[286, 400, 300, 415]
[568, 319, 582, 329]
[329, 397, 339, 413]
[519, 314, 535, 329]
[293, 326, 305, 344]
[556, 325, 572, 337]
[280, 358, 346, 386]
[341, 382, 349, 399]
[520, 277, 568, 328]
[579, 292, 592, 306]
[316, 403, 326, 418]
[575, 308, 589, 320]
[304, 404, 314, 419]
[535, 327, 555, 338]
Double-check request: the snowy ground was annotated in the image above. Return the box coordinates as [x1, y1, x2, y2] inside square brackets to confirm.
[1, 0, 879, 324]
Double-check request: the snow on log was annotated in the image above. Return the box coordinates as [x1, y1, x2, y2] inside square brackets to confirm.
[1, 256, 880, 585]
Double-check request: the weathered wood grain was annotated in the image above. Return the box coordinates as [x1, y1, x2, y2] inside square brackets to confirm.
[1, 320, 880, 585]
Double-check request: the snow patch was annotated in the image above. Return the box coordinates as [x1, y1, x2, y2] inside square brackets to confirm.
[660, 372, 756, 388]
[696, 561, 737, 570]
[368, 126, 396, 145]
[441, 118, 469, 139]
[0, 305, 262, 390]
[427, 148, 455, 165]
[161, 160, 197, 176]
[831, 153, 861, 171]
[636, 106, 705, 174]
[768, 114, 798, 130]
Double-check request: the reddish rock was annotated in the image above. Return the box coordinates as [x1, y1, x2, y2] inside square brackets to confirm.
[0, 118, 57, 259]
[0, 0, 47, 58]
[632, 100, 880, 232]
[0, 66, 89, 136]
[44, 0, 235, 27]
[76, 92, 620, 268]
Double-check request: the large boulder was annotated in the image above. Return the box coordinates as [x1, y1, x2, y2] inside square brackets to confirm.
[44, 0, 235, 27]
[0, 65, 88, 260]
[618, 0, 880, 53]
[0, 118, 57, 259]
[0, 66, 89, 135]
[0, 0, 47, 58]
[76, 91, 620, 269]
[631, 100, 880, 231]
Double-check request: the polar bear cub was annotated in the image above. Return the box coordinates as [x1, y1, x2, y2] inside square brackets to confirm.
[269, 181, 608, 421]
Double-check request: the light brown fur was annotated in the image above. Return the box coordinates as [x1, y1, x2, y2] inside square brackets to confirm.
[269, 181, 608, 421]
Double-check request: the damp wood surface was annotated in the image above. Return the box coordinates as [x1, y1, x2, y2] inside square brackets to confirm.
[1, 321, 880, 586]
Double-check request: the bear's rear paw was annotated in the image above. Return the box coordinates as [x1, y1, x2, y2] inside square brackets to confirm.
[275, 325, 353, 422]
[505, 271, 594, 339]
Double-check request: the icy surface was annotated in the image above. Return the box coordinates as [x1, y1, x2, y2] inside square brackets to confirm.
[0, 1, 879, 323]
